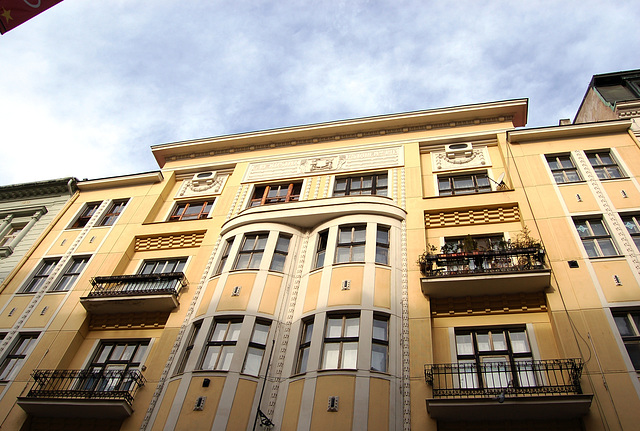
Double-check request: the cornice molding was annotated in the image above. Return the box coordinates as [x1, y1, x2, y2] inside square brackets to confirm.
[508, 120, 631, 143]
[78, 171, 163, 191]
[152, 99, 528, 167]
[0, 178, 77, 201]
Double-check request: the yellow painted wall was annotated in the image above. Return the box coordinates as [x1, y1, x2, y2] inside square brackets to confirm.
[225, 378, 257, 431]
[368, 378, 390, 431]
[327, 266, 364, 306]
[303, 272, 321, 313]
[217, 273, 256, 311]
[281, 379, 304, 431]
[373, 267, 391, 309]
[310, 375, 355, 431]
[258, 274, 282, 315]
[174, 376, 225, 430]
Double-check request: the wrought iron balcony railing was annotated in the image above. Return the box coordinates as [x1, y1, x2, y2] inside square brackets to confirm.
[22, 369, 145, 405]
[87, 272, 187, 298]
[425, 359, 584, 399]
[419, 247, 546, 278]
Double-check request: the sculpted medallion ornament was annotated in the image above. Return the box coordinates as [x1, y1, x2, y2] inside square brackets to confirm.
[432, 147, 489, 172]
[177, 173, 229, 198]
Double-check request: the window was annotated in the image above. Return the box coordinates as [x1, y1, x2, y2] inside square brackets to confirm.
[335, 225, 366, 263]
[375, 226, 390, 264]
[443, 235, 504, 253]
[438, 172, 491, 196]
[0, 334, 38, 381]
[612, 310, 640, 370]
[201, 320, 242, 371]
[170, 200, 214, 221]
[234, 233, 267, 270]
[242, 322, 270, 376]
[0, 224, 24, 247]
[297, 320, 314, 373]
[177, 322, 201, 374]
[270, 234, 291, 272]
[587, 151, 623, 180]
[621, 214, 640, 251]
[71, 202, 101, 228]
[574, 218, 618, 257]
[84, 340, 149, 391]
[371, 316, 389, 372]
[334, 173, 387, 196]
[139, 258, 187, 275]
[546, 154, 581, 184]
[99, 200, 128, 226]
[51, 256, 89, 292]
[21, 259, 60, 293]
[250, 182, 302, 207]
[215, 238, 234, 275]
[314, 230, 329, 269]
[455, 328, 534, 389]
[322, 314, 359, 369]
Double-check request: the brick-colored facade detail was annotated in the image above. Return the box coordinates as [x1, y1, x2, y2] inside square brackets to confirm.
[424, 204, 520, 228]
[134, 231, 206, 251]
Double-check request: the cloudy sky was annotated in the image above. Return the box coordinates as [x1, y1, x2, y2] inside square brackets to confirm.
[0, 1, 638, 185]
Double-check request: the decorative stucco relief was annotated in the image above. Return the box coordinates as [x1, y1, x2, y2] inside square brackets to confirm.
[431, 146, 490, 172]
[176, 172, 229, 198]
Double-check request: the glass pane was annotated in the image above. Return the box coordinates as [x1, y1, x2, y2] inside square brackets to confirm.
[375, 247, 389, 264]
[227, 322, 242, 341]
[351, 245, 365, 261]
[615, 315, 634, 336]
[252, 323, 270, 345]
[515, 359, 537, 387]
[201, 346, 220, 370]
[553, 172, 566, 183]
[625, 343, 640, 370]
[559, 157, 574, 169]
[242, 347, 264, 376]
[174, 259, 186, 273]
[597, 238, 617, 256]
[373, 318, 388, 341]
[121, 344, 136, 361]
[255, 236, 268, 250]
[376, 175, 387, 187]
[322, 343, 340, 369]
[623, 219, 640, 234]
[334, 179, 347, 192]
[547, 158, 560, 170]
[453, 176, 473, 190]
[248, 252, 263, 269]
[361, 176, 373, 188]
[341, 342, 358, 368]
[303, 322, 314, 343]
[211, 323, 227, 342]
[564, 170, 581, 182]
[96, 345, 112, 363]
[492, 332, 506, 351]
[132, 344, 148, 363]
[275, 236, 290, 253]
[353, 227, 366, 242]
[632, 313, 640, 333]
[371, 344, 387, 372]
[235, 254, 251, 269]
[216, 346, 234, 370]
[335, 247, 350, 263]
[476, 176, 490, 187]
[476, 333, 491, 351]
[456, 334, 474, 355]
[438, 178, 451, 192]
[315, 251, 325, 268]
[509, 331, 530, 353]
[608, 167, 622, 178]
[339, 229, 351, 244]
[298, 347, 310, 373]
[582, 240, 599, 257]
[481, 357, 510, 389]
[344, 317, 359, 337]
[594, 168, 607, 180]
[589, 220, 607, 236]
[270, 253, 286, 272]
[326, 318, 343, 338]
[110, 344, 125, 360]
[376, 228, 389, 245]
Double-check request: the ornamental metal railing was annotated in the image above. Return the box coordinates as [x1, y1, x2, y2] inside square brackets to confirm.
[424, 359, 584, 399]
[419, 247, 546, 278]
[23, 369, 146, 405]
[87, 272, 187, 298]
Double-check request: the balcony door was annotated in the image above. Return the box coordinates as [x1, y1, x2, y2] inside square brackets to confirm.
[82, 340, 149, 393]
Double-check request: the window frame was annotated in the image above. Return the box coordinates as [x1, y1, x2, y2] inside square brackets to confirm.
[546, 154, 582, 184]
[437, 171, 492, 196]
[215, 237, 234, 275]
[335, 225, 366, 264]
[233, 233, 268, 270]
[0, 223, 26, 247]
[83, 339, 149, 392]
[375, 226, 390, 265]
[574, 218, 619, 258]
[176, 321, 202, 374]
[50, 256, 90, 292]
[249, 182, 302, 207]
[70, 202, 101, 229]
[621, 214, 640, 252]
[586, 150, 624, 180]
[296, 319, 314, 374]
[242, 321, 271, 376]
[21, 259, 60, 293]
[333, 172, 388, 197]
[612, 310, 640, 371]
[200, 319, 243, 371]
[314, 230, 329, 269]
[321, 314, 360, 370]
[455, 327, 534, 390]
[0, 333, 39, 381]
[138, 258, 187, 275]
[99, 199, 129, 226]
[371, 315, 389, 372]
[169, 200, 214, 221]
[269, 234, 291, 272]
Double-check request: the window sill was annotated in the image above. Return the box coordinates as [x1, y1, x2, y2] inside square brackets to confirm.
[555, 181, 586, 186]
[587, 255, 625, 261]
[597, 177, 630, 182]
[424, 189, 514, 200]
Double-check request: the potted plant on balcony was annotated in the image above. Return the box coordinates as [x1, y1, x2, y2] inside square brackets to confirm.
[417, 244, 438, 275]
[512, 226, 543, 269]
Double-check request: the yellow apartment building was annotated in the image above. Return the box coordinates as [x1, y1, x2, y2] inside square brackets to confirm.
[0, 92, 638, 430]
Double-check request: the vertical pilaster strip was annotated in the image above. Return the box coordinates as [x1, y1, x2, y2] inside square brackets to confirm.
[0, 200, 110, 355]
[267, 235, 308, 418]
[400, 167, 411, 430]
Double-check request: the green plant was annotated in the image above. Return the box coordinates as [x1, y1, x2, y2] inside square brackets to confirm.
[417, 244, 438, 264]
[512, 226, 541, 249]
[462, 235, 478, 252]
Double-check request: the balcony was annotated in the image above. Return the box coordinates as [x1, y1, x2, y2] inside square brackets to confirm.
[80, 272, 187, 314]
[419, 247, 550, 297]
[17, 369, 145, 419]
[424, 359, 592, 421]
